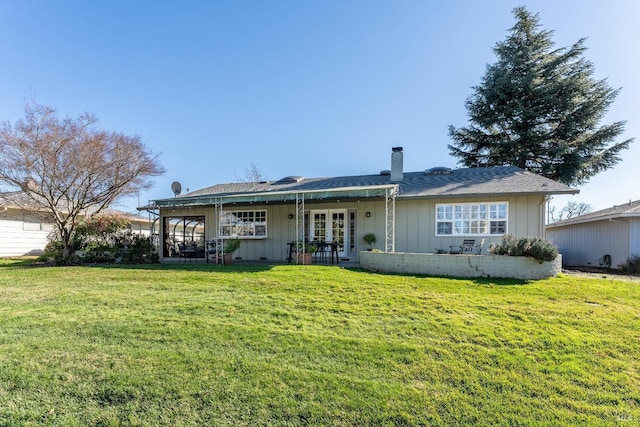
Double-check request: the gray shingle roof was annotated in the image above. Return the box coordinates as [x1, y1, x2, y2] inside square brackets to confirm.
[547, 199, 640, 228]
[177, 166, 576, 200]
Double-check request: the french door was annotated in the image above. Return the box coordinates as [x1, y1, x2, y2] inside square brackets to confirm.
[310, 209, 346, 256]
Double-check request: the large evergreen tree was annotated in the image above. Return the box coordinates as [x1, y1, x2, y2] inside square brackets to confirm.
[448, 7, 633, 186]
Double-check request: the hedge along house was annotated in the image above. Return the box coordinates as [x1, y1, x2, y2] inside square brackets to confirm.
[142, 148, 578, 264]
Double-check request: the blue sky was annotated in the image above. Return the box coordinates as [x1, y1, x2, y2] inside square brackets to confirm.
[1, 0, 638, 214]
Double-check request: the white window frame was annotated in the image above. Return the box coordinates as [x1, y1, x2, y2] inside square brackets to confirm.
[436, 202, 508, 236]
[219, 210, 267, 238]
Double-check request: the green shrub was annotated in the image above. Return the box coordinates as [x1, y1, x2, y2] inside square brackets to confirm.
[363, 233, 377, 249]
[490, 234, 558, 263]
[224, 238, 242, 254]
[41, 214, 158, 265]
[619, 254, 640, 274]
[40, 239, 65, 265]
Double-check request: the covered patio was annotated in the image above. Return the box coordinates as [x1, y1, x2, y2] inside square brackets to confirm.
[140, 184, 399, 264]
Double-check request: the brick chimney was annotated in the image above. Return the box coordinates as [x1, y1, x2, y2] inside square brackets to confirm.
[390, 147, 403, 182]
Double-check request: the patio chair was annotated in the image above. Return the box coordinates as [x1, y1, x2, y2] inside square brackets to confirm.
[449, 239, 476, 254]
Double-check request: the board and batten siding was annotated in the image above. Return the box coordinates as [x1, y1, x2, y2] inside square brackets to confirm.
[160, 194, 548, 262]
[394, 195, 547, 254]
[0, 210, 53, 257]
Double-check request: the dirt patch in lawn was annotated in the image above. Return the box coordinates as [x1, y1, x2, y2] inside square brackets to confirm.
[562, 266, 640, 282]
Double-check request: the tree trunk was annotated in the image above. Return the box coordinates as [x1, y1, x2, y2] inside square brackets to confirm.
[61, 228, 73, 259]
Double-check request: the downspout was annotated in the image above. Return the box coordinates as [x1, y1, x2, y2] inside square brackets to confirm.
[541, 196, 550, 239]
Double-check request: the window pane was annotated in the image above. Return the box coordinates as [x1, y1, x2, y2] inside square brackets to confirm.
[490, 221, 506, 234]
[437, 222, 452, 235]
[437, 205, 453, 220]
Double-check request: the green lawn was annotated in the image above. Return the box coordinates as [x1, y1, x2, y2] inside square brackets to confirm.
[0, 260, 638, 426]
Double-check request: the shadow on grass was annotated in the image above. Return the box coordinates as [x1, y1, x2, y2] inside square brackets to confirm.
[347, 266, 530, 286]
[88, 262, 279, 274]
[0, 257, 41, 268]
[0, 258, 531, 284]
[0, 257, 279, 273]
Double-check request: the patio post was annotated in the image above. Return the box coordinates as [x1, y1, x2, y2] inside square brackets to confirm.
[385, 186, 397, 252]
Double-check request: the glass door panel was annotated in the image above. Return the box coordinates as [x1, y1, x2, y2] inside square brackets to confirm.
[310, 209, 347, 257]
[312, 212, 327, 242]
[331, 211, 345, 255]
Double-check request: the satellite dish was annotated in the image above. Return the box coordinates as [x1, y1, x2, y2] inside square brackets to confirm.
[171, 181, 182, 196]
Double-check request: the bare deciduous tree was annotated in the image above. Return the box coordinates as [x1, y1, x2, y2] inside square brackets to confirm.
[235, 163, 267, 183]
[0, 103, 165, 258]
[548, 201, 592, 223]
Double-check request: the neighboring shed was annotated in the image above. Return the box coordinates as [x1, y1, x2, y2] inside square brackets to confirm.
[546, 200, 640, 268]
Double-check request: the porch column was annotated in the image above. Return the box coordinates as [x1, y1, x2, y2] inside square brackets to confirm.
[385, 187, 397, 252]
[295, 193, 305, 263]
[214, 197, 224, 263]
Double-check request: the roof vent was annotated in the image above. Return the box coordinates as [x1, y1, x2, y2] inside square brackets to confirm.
[275, 175, 304, 184]
[379, 170, 391, 176]
[425, 167, 452, 175]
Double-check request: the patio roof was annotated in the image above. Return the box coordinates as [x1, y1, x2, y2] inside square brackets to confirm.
[140, 184, 398, 210]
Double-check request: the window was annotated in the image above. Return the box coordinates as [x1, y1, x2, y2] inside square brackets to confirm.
[436, 202, 507, 236]
[219, 210, 267, 238]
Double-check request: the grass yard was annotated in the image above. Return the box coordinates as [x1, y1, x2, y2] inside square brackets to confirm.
[0, 259, 639, 426]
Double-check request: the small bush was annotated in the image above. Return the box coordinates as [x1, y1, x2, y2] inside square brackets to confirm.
[363, 233, 377, 248]
[490, 234, 558, 263]
[619, 254, 640, 274]
[40, 239, 65, 265]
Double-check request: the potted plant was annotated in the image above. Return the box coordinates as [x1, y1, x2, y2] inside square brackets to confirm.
[296, 242, 317, 265]
[220, 237, 241, 264]
[363, 233, 377, 250]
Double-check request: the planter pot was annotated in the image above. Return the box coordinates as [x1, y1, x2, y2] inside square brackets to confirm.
[215, 253, 233, 264]
[297, 253, 313, 265]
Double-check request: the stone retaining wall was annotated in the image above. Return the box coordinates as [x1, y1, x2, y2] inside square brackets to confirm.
[359, 251, 562, 280]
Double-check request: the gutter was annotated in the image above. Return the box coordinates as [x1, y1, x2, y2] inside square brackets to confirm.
[141, 184, 399, 210]
[608, 218, 630, 224]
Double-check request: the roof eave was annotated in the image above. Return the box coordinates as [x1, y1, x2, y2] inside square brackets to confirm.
[547, 211, 640, 228]
[141, 184, 399, 210]
[397, 188, 579, 200]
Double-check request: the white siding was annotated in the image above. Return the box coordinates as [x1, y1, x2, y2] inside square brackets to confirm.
[0, 215, 52, 257]
[547, 220, 630, 268]
[628, 218, 640, 257]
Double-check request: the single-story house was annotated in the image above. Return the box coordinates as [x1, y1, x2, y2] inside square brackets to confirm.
[0, 191, 152, 257]
[141, 147, 577, 264]
[546, 200, 640, 268]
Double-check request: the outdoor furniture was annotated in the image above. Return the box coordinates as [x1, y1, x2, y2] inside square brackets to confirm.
[449, 239, 485, 255]
[330, 241, 340, 264]
[286, 242, 296, 263]
[449, 239, 476, 254]
[314, 241, 328, 264]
